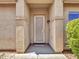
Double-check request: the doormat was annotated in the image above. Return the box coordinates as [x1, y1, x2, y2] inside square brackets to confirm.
[34, 45, 45, 47]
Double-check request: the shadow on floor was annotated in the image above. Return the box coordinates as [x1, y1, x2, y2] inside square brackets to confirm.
[25, 44, 55, 54]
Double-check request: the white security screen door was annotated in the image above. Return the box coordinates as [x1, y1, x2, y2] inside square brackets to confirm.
[34, 16, 45, 43]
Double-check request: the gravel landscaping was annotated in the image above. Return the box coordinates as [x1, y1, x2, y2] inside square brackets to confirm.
[63, 51, 77, 59]
[64, 53, 76, 59]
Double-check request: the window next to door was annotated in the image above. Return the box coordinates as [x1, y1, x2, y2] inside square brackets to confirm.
[68, 11, 79, 21]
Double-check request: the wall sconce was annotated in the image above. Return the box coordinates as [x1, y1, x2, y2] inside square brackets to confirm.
[16, 0, 18, 2]
[47, 20, 50, 24]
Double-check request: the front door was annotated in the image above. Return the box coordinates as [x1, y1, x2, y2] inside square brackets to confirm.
[34, 15, 45, 43]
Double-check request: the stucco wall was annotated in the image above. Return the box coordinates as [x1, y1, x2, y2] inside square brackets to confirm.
[49, 0, 64, 52]
[24, 2, 30, 51]
[49, 4, 54, 50]
[0, 0, 16, 2]
[0, 5, 16, 50]
[16, 0, 30, 52]
[64, 0, 79, 3]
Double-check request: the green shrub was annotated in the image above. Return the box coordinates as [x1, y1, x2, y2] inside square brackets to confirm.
[66, 18, 79, 59]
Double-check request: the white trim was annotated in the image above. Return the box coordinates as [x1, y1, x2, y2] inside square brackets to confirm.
[34, 16, 36, 43]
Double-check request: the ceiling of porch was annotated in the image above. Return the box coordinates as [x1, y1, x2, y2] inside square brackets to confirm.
[26, 0, 53, 9]
[26, 0, 53, 4]
[28, 4, 52, 9]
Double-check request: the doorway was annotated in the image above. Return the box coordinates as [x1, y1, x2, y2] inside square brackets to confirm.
[34, 15, 45, 43]
[27, 8, 55, 54]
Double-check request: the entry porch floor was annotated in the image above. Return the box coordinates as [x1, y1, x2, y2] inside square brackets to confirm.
[26, 44, 54, 54]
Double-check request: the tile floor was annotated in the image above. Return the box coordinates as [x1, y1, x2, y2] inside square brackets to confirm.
[26, 44, 54, 54]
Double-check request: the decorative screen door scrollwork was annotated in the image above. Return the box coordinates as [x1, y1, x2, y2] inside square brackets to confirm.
[34, 16, 45, 43]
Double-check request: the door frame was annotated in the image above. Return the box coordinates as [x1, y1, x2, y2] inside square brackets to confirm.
[33, 15, 46, 43]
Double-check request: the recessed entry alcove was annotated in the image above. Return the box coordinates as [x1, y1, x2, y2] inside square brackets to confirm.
[25, 4, 55, 54]
[16, 0, 63, 54]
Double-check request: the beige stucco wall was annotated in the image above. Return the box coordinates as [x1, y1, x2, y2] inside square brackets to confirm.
[49, 4, 54, 51]
[26, 0, 79, 4]
[0, 0, 16, 2]
[0, 4, 16, 50]
[49, 0, 64, 52]
[16, 0, 24, 18]
[24, 2, 30, 51]
[30, 8, 48, 15]
[16, 0, 30, 53]
[64, 0, 79, 3]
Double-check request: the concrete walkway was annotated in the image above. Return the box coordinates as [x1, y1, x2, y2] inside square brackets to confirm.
[26, 44, 54, 54]
[0, 53, 68, 59]
[38, 54, 68, 59]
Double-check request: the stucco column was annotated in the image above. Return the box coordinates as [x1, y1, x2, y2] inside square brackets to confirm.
[16, 0, 25, 53]
[53, 0, 64, 52]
